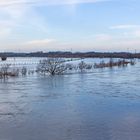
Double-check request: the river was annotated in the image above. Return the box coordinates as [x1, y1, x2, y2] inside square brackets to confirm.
[0, 58, 140, 140]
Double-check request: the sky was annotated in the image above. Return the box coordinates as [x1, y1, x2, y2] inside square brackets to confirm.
[0, 0, 140, 52]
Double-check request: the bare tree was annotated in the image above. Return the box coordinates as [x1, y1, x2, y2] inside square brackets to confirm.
[0, 64, 20, 78]
[78, 61, 86, 72]
[66, 63, 74, 70]
[0, 64, 11, 78]
[78, 61, 92, 72]
[37, 58, 68, 75]
[10, 68, 19, 77]
[21, 67, 27, 76]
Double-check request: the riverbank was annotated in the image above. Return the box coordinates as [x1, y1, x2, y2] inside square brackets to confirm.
[0, 51, 140, 58]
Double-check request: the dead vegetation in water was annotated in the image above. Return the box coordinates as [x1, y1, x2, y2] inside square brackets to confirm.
[94, 58, 136, 68]
[0, 64, 30, 79]
[0, 58, 136, 78]
[36, 58, 68, 75]
[36, 58, 136, 75]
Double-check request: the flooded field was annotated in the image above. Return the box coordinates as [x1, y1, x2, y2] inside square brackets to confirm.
[0, 58, 140, 140]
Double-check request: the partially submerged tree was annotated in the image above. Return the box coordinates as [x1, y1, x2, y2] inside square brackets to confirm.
[21, 67, 27, 76]
[78, 61, 86, 72]
[37, 58, 68, 75]
[66, 63, 74, 70]
[0, 64, 20, 78]
[0, 64, 11, 78]
[78, 61, 92, 72]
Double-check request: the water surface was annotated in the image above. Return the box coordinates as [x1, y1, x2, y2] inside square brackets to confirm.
[0, 58, 140, 140]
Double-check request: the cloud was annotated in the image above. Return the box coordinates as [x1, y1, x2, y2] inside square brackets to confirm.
[1, 38, 56, 52]
[24, 38, 55, 46]
[0, 0, 108, 39]
[110, 24, 140, 30]
[0, 28, 11, 38]
[117, 39, 140, 47]
[133, 30, 140, 37]
[0, 0, 49, 40]
[0, 20, 14, 38]
[94, 34, 112, 41]
[0, 1, 30, 39]
[0, 0, 109, 7]
[0, 23, 18, 41]
[109, 24, 140, 40]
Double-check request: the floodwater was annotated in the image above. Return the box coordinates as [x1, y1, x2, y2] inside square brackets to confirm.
[0, 58, 140, 140]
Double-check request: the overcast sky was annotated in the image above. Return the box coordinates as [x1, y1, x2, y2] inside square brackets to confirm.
[0, 0, 140, 52]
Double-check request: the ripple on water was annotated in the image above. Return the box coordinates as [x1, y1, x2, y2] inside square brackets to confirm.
[0, 59, 140, 140]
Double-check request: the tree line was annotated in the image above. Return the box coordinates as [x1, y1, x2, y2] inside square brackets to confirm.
[0, 51, 140, 58]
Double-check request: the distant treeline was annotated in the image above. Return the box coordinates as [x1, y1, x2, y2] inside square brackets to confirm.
[0, 51, 140, 58]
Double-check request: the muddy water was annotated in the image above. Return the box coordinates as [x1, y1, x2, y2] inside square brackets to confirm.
[0, 60, 140, 140]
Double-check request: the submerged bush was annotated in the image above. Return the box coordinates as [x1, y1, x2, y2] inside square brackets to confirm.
[0, 64, 19, 78]
[21, 67, 27, 76]
[78, 61, 92, 72]
[94, 59, 134, 69]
